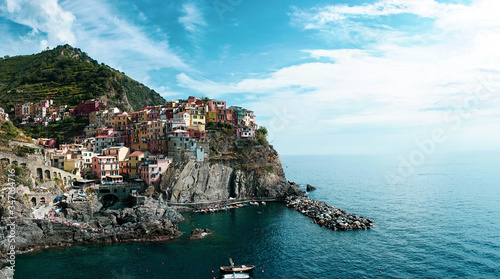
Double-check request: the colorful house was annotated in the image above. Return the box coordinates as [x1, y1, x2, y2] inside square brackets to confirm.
[128, 150, 151, 179]
[92, 156, 120, 183]
[102, 146, 129, 162]
[217, 108, 233, 124]
[236, 127, 255, 139]
[72, 99, 107, 115]
[139, 156, 172, 185]
[94, 135, 116, 154]
[110, 113, 130, 131]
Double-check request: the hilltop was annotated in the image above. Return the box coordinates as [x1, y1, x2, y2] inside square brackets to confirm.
[0, 45, 165, 112]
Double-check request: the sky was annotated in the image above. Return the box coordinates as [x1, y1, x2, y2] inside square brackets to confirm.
[1, 0, 500, 156]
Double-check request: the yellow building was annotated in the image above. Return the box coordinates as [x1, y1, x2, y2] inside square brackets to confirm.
[110, 113, 130, 131]
[190, 106, 206, 132]
[131, 123, 148, 151]
[63, 159, 82, 177]
[206, 110, 217, 123]
[138, 110, 148, 123]
[128, 150, 150, 179]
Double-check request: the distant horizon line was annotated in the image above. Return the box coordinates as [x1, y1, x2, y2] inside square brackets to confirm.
[279, 150, 500, 156]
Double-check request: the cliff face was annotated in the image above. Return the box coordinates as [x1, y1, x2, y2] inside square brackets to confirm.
[160, 129, 302, 203]
[0, 192, 184, 260]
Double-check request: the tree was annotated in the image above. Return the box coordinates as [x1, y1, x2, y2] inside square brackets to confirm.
[257, 126, 268, 136]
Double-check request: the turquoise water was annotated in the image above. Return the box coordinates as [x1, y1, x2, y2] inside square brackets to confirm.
[13, 153, 500, 278]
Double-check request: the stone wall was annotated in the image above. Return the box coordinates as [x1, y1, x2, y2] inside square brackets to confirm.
[0, 151, 78, 186]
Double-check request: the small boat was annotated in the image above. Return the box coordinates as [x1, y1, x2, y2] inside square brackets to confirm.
[220, 265, 255, 274]
[221, 273, 250, 279]
[220, 258, 255, 274]
[261, 201, 266, 205]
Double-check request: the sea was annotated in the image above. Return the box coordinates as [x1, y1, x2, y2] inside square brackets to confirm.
[13, 153, 500, 278]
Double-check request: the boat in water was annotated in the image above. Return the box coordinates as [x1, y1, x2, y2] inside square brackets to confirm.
[220, 265, 255, 274]
[221, 273, 250, 279]
[220, 258, 255, 274]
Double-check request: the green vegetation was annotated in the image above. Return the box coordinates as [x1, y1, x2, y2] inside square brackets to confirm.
[0, 44, 165, 112]
[255, 126, 268, 145]
[0, 121, 19, 140]
[16, 115, 88, 145]
[206, 122, 235, 132]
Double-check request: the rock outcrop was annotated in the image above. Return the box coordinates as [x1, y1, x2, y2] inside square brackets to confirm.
[0, 192, 183, 261]
[160, 131, 302, 203]
[306, 184, 317, 191]
[190, 228, 211, 239]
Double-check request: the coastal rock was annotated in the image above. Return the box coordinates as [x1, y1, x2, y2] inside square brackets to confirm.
[0, 193, 184, 260]
[159, 131, 303, 204]
[285, 196, 373, 231]
[306, 184, 317, 191]
[160, 157, 302, 203]
[190, 228, 212, 239]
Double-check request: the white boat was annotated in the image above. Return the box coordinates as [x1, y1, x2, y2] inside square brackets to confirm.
[261, 201, 266, 205]
[221, 273, 250, 279]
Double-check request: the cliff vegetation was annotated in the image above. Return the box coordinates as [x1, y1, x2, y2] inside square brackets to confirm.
[0, 45, 165, 112]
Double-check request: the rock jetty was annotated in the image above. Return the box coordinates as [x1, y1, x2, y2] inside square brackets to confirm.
[285, 196, 373, 231]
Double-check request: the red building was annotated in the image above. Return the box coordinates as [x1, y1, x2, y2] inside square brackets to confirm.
[189, 129, 207, 141]
[72, 100, 107, 115]
[217, 109, 233, 124]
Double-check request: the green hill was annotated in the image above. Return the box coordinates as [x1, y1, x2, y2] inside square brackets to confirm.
[0, 45, 165, 112]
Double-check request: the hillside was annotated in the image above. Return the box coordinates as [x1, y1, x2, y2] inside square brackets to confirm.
[0, 120, 32, 147]
[0, 45, 165, 112]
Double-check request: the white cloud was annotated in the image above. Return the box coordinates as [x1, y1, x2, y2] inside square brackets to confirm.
[177, 0, 500, 154]
[179, 2, 206, 35]
[289, 0, 469, 46]
[59, 0, 188, 83]
[1, 0, 76, 46]
[0, 0, 188, 88]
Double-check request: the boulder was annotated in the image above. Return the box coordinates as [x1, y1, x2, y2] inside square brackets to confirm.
[190, 228, 212, 239]
[306, 184, 317, 191]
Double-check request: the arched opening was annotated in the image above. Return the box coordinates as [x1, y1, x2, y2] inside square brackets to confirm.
[31, 197, 37, 206]
[37, 168, 43, 180]
[21, 163, 27, 168]
[1, 158, 10, 165]
[53, 172, 57, 179]
[100, 194, 119, 208]
[64, 177, 67, 184]
[113, 188, 117, 193]
[58, 172, 61, 178]
[12, 161, 18, 167]
[44, 170, 51, 179]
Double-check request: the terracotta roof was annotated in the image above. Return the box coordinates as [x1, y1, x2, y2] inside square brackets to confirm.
[129, 151, 145, 157]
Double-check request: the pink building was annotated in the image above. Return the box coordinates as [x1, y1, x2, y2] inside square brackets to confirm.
[206, 100, 226, 111]
[92, 156, 120, 183]
[236, 127, 255, 138]
[139, 156, 172, 185]
[39, 138, 57, 149]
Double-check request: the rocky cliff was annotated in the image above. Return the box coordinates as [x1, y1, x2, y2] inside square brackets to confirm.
[0, 191, 183, 262]
[160, 127, 302, 203]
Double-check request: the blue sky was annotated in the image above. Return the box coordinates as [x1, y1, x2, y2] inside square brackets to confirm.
[1, 0, 500, 156]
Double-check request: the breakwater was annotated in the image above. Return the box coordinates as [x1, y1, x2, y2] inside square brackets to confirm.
[285, 196, 373, 230]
